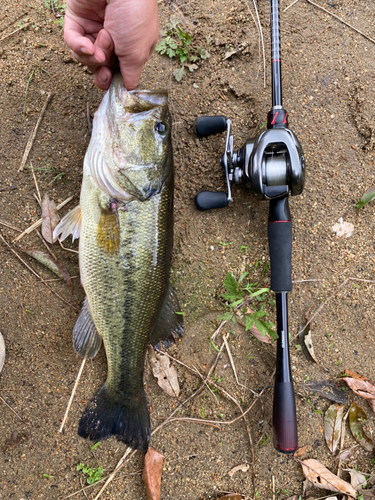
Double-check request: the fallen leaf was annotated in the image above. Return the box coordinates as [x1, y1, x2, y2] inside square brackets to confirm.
[349, 468, 368, 491]
[237, 306, 271, 344]
[0, 331, 5, 374]
[300, 458, 357, 498]
[324, 403, 345, 454]
[148, 348, 180, 397]
[41, 194, 60, 243]
[348, 402, 374, 452]
[302, 379, 347, 404]
[355, 186, 375, 213]
[21, 249, 72, 285]
[142, 448, 163, 500]
[228, 463, 249, 478]
[361, 489, 375, 500]
[298, 322, 317, 363]
[285, 497, 299, 500]
[336, 447, 357, 462]
[342, 370, 375, 413]
[331, 218, 354, 238]
[294, 444, 309, 458]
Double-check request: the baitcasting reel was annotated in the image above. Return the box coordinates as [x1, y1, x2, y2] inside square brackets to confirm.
[194, 0, 306, 455]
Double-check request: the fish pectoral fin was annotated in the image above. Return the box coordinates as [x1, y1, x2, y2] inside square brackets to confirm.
[53, 205, 81, 242]
[73, 298, 102, 359]
[149, 284, 184, 349]
[96, 208, 120, 255]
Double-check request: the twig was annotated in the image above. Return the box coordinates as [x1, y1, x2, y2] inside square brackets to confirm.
[19, 92, 53, 171]
[211, 319, 227, 341]
[296, 277, 375, 337]
[272, 475, 276, 500]
[35, 229, 57, 259]
[0, 220, 21, 232]
[283, 0, 300, 12]
[58, 239, 79, 254]
[59, 357, 87, 434]
[0, 233, 79, 311]
[93, 447, 133, 500]
[13, 195, 74, 242]
[337, 408, 350, 478]
[223, 333, 247, 390]
[31, 163, 42, 205]
[305, 0, 375, 45]
[245, 0, 266, 87]
[0, 396, 23, 421]
[0, 22, 31, 43]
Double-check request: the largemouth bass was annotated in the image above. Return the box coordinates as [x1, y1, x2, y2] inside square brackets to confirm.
[54, 73, 183, 451]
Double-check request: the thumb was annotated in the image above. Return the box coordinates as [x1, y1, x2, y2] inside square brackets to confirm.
[118, 58, 144, 91]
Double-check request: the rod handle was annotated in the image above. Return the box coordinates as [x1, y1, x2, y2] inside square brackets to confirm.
[194, 116, 227, 138]
[273, 380, 298, 453]
[268, 197, 292, 292]
[195, 191, 228, 211]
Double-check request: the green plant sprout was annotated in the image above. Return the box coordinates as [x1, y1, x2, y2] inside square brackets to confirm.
[155, 19, 210, 81]
[76, 463, 103, 485]
[218, 272, 277, 340]
[44, 0, 66, 28]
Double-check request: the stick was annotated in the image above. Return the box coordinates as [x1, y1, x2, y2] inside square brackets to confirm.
[31, 163, 42, 205]
[0, 22, 31, 43]
[13, 195, 74, 242]
[19, 92, 53, 172]
[305, 0, 375, 45]
[0, 396, 23, 421]
[93, 447, 133, 500]
[283, 0, 300, 12]
[0, 220, 21, 232]
[296, 277, 375, 337]
[59, 357, 87, 433]
[245, 0, 266, 87]
[223, 333, 247, 390]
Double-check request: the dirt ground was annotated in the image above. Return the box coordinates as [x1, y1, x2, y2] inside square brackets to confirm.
[1, 0, 375, 499]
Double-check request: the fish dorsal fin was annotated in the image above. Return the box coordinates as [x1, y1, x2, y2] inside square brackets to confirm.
[73, 298, 102, 359]
[53, 205, 81, 242]
[150, 285, 184, 349]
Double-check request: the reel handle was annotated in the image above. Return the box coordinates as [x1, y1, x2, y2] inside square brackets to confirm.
[195, 191, 228, 211]
[194, 116, 227, 138]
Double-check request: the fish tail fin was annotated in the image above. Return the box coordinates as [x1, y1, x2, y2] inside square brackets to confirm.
[78, 385, 150, 451]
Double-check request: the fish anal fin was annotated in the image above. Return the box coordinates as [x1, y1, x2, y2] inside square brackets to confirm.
[150, 285, 184, 349]
[96, 209, 120, 255]
[53, 205, 81, 242]
[73, 298, 102, 359]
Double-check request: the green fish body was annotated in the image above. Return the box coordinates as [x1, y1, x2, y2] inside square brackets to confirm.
[54, 74, 183, 450]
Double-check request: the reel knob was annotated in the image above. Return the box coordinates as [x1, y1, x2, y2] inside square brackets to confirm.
[195, 191, 228, 211]
[194, 116, 227, 138]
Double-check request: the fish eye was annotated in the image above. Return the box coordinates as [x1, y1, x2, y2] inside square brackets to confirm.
[155, 122, 166, 133]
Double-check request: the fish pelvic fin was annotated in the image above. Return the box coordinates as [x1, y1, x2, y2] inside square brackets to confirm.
[53, 205, 81, 242]
[73, 298, 102, 359]
[96, 208, 120, 255]
[150, 284, 184, 349]
[78, 385, 150, 451]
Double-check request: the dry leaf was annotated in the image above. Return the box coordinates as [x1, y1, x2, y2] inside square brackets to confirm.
[299, 325, 317, 363]
[302, 379, 347, 404]
[41, 194, 60, 243]
[336, 447, 357, 462]
[348, 402, 374, 452]
[349, 468, 367, 491]
[294, 445, 309, 458]
[300, 459, 357, 498]
[331, 218, 354, 238]
[228, 463, 249, 478]
[148, 348, 180, 397]
[142, 448, 163, 500]
[237, 306, 271, 344]
[342, 370, 375, 413]
[218, 495, 243, 500]
[324, 404, 345, 454]
[0, 331, 5, 374]
[21, 249, 72, 285]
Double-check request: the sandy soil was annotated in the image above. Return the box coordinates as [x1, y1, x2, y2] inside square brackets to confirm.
[1, 0, 375, 499]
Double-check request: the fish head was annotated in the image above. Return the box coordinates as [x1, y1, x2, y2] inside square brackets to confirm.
[87, 73, 173, 203]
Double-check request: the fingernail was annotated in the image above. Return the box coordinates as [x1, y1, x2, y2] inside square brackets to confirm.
[80, 46, 93, 56]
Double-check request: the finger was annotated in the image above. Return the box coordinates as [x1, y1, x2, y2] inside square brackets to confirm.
[117, 59, 144, 91]
[93, 66, 113, 90]
[64, 15, 95, 56]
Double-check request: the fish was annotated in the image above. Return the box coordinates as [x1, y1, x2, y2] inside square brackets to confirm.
[54, 73, 183, 451]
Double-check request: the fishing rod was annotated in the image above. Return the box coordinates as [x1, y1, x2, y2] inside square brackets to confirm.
[194, 0, 305, 453]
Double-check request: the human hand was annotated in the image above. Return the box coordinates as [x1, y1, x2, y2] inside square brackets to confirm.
[64, 0, 159, 90]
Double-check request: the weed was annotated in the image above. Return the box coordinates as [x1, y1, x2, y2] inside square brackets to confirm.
[355, 186, 375, 214]
[155, 18, 210, 81]
[42, 473, 54, 478]
[44, 0, 66, 27]
[76, 463, 103, 485]
[218, 272, 277, 340]
[90, 442, 101, 451]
